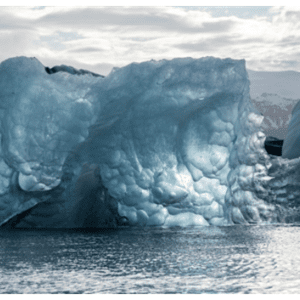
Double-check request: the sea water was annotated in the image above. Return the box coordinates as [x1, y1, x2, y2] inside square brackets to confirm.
[1, 225, 300, 294]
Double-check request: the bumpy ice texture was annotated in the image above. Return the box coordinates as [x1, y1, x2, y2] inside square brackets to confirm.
[0, 57, 103, 226]
[0, 56, 280, 227]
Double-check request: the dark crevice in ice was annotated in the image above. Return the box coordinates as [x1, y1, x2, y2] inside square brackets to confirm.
[45, 65, 104, 78]
[264, 136, 284, 156]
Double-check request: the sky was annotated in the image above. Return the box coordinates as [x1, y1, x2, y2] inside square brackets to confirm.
[1, 2, 300, 76]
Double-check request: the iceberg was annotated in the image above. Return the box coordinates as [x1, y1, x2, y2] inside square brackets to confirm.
[0, 56, 291, 228]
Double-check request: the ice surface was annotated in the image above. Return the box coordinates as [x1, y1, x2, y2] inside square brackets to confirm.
[0, 57, 101, 194]
[0, 56, 292, 228]
[282, 100, 300, 159]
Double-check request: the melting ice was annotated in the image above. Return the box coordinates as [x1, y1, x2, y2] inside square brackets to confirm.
[0, 56, 299, 228]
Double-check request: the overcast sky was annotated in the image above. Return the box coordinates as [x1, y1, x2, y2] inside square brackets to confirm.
[1, 3, 299, 75]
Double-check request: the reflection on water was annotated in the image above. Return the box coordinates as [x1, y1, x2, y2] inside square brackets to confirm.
[1, 225, 300, 293]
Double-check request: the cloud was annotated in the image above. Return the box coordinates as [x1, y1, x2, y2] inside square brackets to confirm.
[0, 10, 33, 30]
[34, 7, 235, 34]
[34, 31, 85, 51]
[70, 47, 106, 53]
[175, 37, 230, 52]
[1, 6, 300, 74]
[176, 35, 267, 54]
[0, 30, 39, 64]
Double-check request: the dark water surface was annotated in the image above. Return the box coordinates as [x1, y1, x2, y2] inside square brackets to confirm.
[1, 225, 300, 293]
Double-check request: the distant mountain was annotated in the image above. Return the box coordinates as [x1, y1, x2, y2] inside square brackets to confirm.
[251, 93, 298, 139]
[248, 70, 300, 100]
[248, 70, 300, 140]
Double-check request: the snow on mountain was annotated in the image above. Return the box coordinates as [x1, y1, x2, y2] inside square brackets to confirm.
[248, 70, 300, 140]
[250, 93, 298, 139]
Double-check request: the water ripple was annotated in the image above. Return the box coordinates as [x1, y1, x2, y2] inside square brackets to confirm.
[1, 225, 300, 293]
